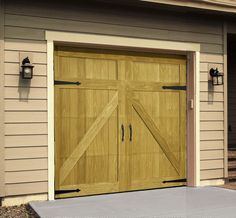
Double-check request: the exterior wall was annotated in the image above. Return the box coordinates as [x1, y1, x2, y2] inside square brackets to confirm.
[2, 0, 227, 197]
[0, 0, 5, 197]
[228, 38, 236, 147]
[4, 40, 48, 196]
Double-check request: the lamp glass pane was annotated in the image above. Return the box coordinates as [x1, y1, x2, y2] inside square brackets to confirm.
[23, 67, 32, 78]
[213, 77, 218, 85]
[218, 75, 223, 85]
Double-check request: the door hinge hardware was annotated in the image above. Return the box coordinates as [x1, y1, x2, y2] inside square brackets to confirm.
[163, 178, 187, 184]
[162, 86, 187, 91]
[54, 80, 81, 85]
[55, 189, 80, 195]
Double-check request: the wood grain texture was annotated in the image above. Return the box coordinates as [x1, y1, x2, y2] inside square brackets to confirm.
[131, 97, 180, 174]
[59, 92, 118, 184]
[55, 48, 187, 197]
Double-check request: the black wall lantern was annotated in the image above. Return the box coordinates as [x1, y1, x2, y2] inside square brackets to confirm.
[21, 57, 34, 79]
[209, 68, 224, 86]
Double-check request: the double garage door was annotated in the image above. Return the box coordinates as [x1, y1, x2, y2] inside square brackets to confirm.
[54, 47, 187, 198]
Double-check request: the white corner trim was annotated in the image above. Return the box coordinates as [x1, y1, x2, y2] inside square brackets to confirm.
[46, 31, 200, 52]
[46, 30, 201, 200]
[195, 51, 201, 186]
[47, 40, 55, 201]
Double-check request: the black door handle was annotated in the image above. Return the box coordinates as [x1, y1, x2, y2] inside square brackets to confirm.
[121, 124, 124, 142]
[129, 124, 132, 142]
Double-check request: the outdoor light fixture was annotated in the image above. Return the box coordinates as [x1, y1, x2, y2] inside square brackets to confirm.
[209, 68, 224, 86]
[21, 57, 34, 79]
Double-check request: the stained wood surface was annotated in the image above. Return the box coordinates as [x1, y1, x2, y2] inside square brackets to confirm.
[55, 48, 187, 198]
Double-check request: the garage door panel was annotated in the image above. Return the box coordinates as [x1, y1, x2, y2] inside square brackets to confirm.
[54, 48, 187, 198]
[55, 87, 119, 190]
[55, 52, 118, 81]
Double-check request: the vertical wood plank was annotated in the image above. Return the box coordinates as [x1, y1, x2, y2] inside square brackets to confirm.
[0, 0, 5, 197]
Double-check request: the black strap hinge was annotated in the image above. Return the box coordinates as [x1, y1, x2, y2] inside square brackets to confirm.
[55, 189, 80, 195]
[163, 178, 187, 184]
[162, 86, 186, 90]
[54, 80, 81, 85]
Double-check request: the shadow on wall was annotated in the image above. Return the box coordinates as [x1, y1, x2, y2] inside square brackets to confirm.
[18, 78, 31, 101]
[208, 79, 214, 104]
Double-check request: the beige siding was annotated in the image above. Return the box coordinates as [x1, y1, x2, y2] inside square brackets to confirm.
[4, 24, 47, 195]
[5, 170, 48, 184]
[228, 44, 236, 147]
[5, 135, 48, 148]
[2, 0, 227, 197]
[5, 182, 48, 196]
[5, 158, 48, 171]
[0, 0, 5, 197]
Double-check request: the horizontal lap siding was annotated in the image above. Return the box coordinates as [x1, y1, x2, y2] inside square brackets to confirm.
[4, 37, 47, 196]
[228, 49, 236, 147]
[200, 53, 225, 180]
[3, 0, 225, 196]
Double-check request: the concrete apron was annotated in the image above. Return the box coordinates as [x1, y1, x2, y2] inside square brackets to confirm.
[30, 187, 236, 218]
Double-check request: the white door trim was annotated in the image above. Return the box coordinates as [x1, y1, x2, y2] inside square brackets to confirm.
[46, 31, 201, 200]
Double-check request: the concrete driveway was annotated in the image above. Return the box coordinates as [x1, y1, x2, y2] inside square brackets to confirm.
[30, 187, 236, 218]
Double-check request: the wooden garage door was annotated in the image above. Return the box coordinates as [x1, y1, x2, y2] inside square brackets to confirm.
[54, 48, 187, 198]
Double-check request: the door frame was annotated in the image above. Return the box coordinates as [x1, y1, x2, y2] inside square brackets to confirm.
[46, 30, 201, 200]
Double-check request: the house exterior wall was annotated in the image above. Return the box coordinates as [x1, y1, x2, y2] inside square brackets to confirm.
[0, 0, 5, 198]
[228, 34, 236, 147]
[1, 0, 229, 198]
